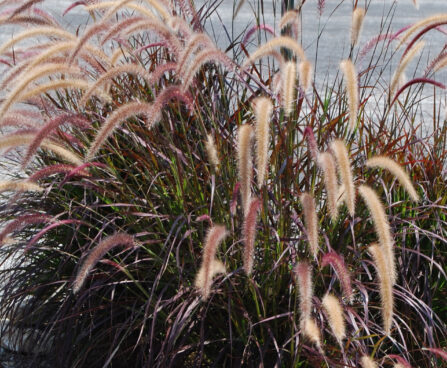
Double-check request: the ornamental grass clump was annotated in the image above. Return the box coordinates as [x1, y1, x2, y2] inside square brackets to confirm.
[0, 1, 445, 367]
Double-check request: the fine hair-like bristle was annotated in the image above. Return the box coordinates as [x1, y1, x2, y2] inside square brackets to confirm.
[0, 180, 43, 193]
[281, 61, 296, 116]
[360, 355, 378, 368]
[368, 243, 394, 334]
[237, 124, 254, 214]
[293, 261, 313, 322]
[73, 233, 135, 294]
[339, 59, 359, 131]
[302, 318, 321, 349]
[252, 97, 273, 187]
[366, 156, 419, 202]
[243, 198, 261, 275]
[330, 139, 355, 216]
[358, 185, 396, 285]
[390, 41, 425, 99]
[298, 60, 312, 92]
[317, 151, 339, 221]
[299, 192, 319, 258]
[194, 225, 228, 299]
[321, 251, 353, 302]
[205, 134, 219, 171]
[351, 8, 366, 46]
[322, 293, 346, 344]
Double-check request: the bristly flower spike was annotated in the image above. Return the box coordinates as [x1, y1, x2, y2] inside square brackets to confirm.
[322, 293, 346, 344]
[243, 198, 261, 275]
[339, 59, 359, 131]
[300, 192, 319, 258]
[237, 124, 253, 214]
[351, 7, 366, 47]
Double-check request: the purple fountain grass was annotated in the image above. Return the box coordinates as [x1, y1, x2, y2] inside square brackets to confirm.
[424, 348, 447, 363]
[321, 251, 353, 302]
[72, 233, 135, 293]
[387, 355, 412, 368]
[281, 61, 296, 117]
[390, 78, 445, 107]
[237, 124, 253, 214]
[360, 356, 378, 368]
[304, 126, 319, 161]
[22, 114, 89, 168]
[80, 64, 154, 106]
[279, 9, 299, 39]
[397, 15, 447, 49]
[322, 293, 346, 344]
[330, 139, 355, 217]
[25, 219, 86, 253]
[390, 41, 425, 98]
[59, 162, 106, 187]
[317, 152, 339, 221]
[205, 134, 219, 171]
[63, 0, 86, 16]
[339, 59, 359, 131]
[176, 33, 214, 74]
[425, 50, 447, 75]
[0, 180, 43, 193]
[242, 36, 306, 69]
[293, 261, 313, 323]
[298, 60, 312, 92]
[366, 155, 420, 201]
[85, 101, 153, 161]
[100, 15, 146, 45]
[401, 22, 447, 62]
[252, 96, 272, 187]
[0, 213, 51, 244]
[194, 224, 228, 300]
[300, 192, 319, 258]
[358, 185, 396, 285]
[230, 182, 240, 216]
[351, 7, 365, 47]
[302, 318, 322, 350]
[242, 24, 276, 46]
[368, 243, 394, 335]
[28, 164, 83, 182]
[181, 48, 236, 92]
[317, 0, 325, 15]
[0, 26, 76, 57]
[242, 197, 261, 275]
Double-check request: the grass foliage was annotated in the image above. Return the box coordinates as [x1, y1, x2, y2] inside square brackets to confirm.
[0, 0, 446, 366]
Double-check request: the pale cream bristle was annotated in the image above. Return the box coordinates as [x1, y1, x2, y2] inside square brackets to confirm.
[303, 318, 321, 349]
[298, 60, 312, 92]
[299, 192, 319, 258]
[317, 152, 339, 221]
[281, 61, 296, 117]
[351, 8, 366, 46]
[237, 125, 253, 214]
[366, 156, 419, 201]
[252, 97, 273, 187]
[0, 181, 43, 193]
[390, 41, 425, 98]
[358, 185, 396, 285]
[397, 14, 447, 49]
[205, 134, 220, 171]
[322, 293, 346, 343]
[339, 60, 359, 131]
[360, 355, 378, 368]
[330, 140, 355, 216]
[194, 259, 226, 290]
[368, 243, 394, 334]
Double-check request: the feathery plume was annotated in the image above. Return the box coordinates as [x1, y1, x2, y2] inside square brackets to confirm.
[40, 141, 84, 166]
[317, 152, 339, 221]
[237, 124, 253, 214]
[80, 64, 153, 106]
[252, 97, 272, 187]
[351, 8, 366, 46]
[28, 164, 79, 182]
[390, 41, 425, 98]
[68, 22, 109, 65]
[230, 182, 240, 216]
[322, 293, 346, 343]
[176, 33, 214, 74]
[397, 15, 447, 49]
[368, 243, 394, 334]
[303, 126, 319, 161]
[0, 180, 43, 193]
[390, 78, 445, 107]
[302, 318, 321, 349]
[100, 16, 146, 45]
[366, 156, 419, 201]
[300, 192, 319, 258]
[339, 59, 359, 131]
[298, 60, 312, 92]
[281, 61, 296, 117]
[293, 261, 313, 322]
[360, 356, 378, 368]
[242, 24, 276, 46]
[73, 233, 135, 293]
[330, 139, 355, 216]
[0, 27, 76, 56]
[243, 198, 261, 275]
[205, 134, 219, 170]
[181, 48, 235, 92]
[0, 63, 80, 118]
[424, 348, 447, 362]
[86, 101, 153, 161]
[242, 37, 306, 69]
[194, 225, 228, 299]
[0, 213, 50, 244]
[359, 185, 396, 285]
[279, 9, 299, 38]
[321, 251, 353, 302]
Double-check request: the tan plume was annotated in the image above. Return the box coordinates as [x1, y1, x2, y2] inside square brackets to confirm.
[351, 8, 366, 46]
[339, 59, 359, 131]
[281, 61, 297, 116]
[317, 151, 339, 221]
[205, 134, 219, 170]
[237, 124, 253, 214]
[300, 192, 319, 258]
[298, 60, 312, 92]
[322, 293, 346, 343]
[252, 97, 272, 187]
